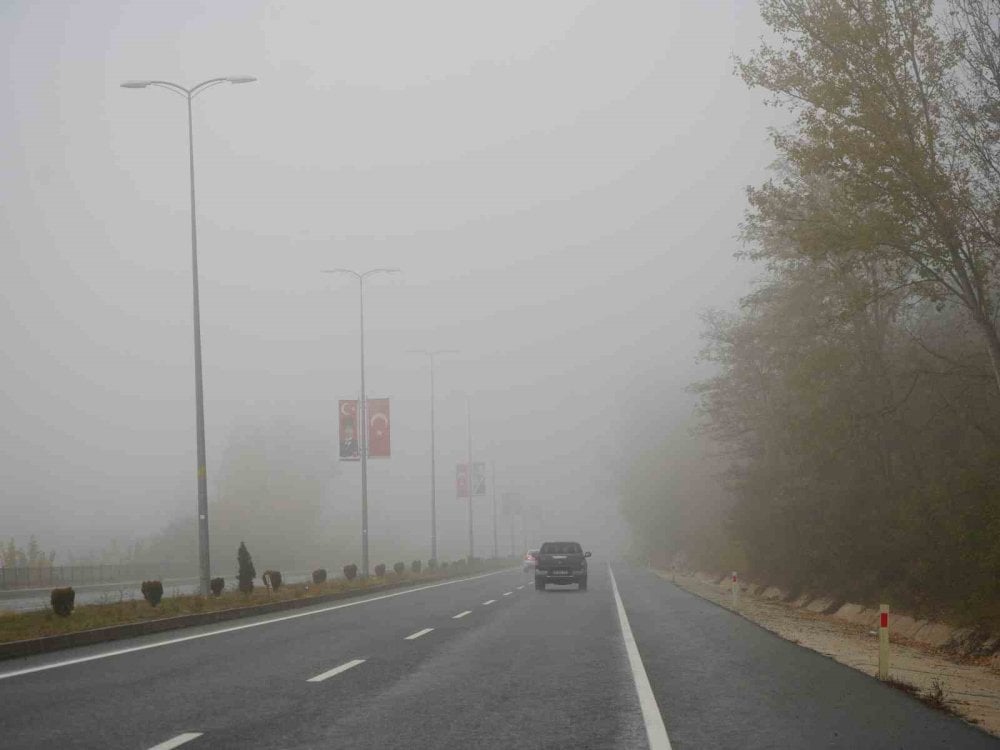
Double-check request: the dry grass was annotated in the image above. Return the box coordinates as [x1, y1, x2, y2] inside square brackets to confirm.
[0, 566, 498, 645]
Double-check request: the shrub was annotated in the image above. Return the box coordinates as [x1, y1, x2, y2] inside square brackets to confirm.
[374, 563, 386, 578]
[441, 561, 449, 570]
[427, 558, 437, 571]
[393, 562, 406, 575]
[263, 570, 282, 591]
[312, 568, 327, 584]
[50, 587, 75, 617]
[141, 580, 164, 607]
[411, 560, 422, 574]
[343, 563, 358, 581]
[210, 577, 225, 596]
[237, 541, 256, 594]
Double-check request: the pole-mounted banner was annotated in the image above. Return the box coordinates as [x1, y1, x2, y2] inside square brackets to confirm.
[471, 462, 486, 496]
[456, 463, 470, 498]
[339, 400, 360, 460]
[367, 397, 391, 458]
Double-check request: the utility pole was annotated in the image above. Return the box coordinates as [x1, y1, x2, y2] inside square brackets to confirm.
[122, 74, 257, 596]
[492, 461, 498, 559]
[408, 349, 457, 563]
[467, 398, 474, 562]
[325, 268, 400, 578]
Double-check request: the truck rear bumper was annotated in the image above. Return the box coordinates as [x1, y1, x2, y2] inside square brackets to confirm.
[535, 571, 585, 584]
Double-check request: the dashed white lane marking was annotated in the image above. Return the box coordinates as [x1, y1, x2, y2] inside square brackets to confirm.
[404, 628, 434, 640]
[452, 610, 472, 619]
[148, 733, 203, 750]
[516, 585, 524, 590]
[502, 592, 512, 596]
[609, 565, 672, 750]
[482, 600, 496, 605]
[307, 659, 366, 682]
[0, 568, 515, 682]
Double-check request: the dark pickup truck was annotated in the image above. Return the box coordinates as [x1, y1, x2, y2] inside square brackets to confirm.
[534, 541, 591, 591]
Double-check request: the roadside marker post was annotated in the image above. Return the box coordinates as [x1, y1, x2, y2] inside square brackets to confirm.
[731, 571, 738, 609]
[878, 604, 890, 680]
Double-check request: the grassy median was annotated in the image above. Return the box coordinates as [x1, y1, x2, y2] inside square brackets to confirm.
[0, 561, 513, 645]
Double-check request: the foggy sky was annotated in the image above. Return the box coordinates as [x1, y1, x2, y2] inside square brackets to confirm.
[2, 1, 776, 561]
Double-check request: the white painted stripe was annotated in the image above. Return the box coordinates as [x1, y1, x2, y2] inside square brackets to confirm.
[502, 592, 512, 596]
[482, 600, 496, 605]
[609, 565, 672, 750]
[452, 610, 472, 619]
[307, 659, 366, 682]
[516, 585, 524, 590]
[0, 568, 516, 682]
[148, 733, 203, 750]
[404, 628, 434, 640]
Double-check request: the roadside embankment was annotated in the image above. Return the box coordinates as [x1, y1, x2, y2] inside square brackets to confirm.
[0, 561, 515, 660]
[660, 569, 1000, 737]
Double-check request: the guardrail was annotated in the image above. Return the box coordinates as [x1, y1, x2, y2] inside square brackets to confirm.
[0, 565, 195, 591]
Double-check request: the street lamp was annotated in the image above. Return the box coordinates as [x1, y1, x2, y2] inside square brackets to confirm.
[407, 349, 458, 563]
[325, 268, 400, 578]
[122, 75, 257, 596]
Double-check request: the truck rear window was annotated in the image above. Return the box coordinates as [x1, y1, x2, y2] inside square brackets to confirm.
[540, 542, 582, 554]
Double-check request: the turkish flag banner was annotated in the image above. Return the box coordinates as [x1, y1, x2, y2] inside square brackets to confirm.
[339, 400, 360, 461]
[367, 398, 391, 458]
[456, 463, 470, 498]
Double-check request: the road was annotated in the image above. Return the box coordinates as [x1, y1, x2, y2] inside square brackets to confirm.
[0, 563, 994, 749]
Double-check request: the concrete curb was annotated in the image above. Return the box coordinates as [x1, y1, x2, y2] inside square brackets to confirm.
[0, 569, 510, 661]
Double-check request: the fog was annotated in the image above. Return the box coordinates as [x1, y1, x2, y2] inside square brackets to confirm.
[2, 1, 776, 568]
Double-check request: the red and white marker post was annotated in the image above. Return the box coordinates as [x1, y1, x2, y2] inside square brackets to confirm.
[878, 604, 890, 680]
[731, 571, 739, 609]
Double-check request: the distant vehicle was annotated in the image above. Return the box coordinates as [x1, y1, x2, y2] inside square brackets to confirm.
[534, 541, 590, 591]
[523, 549, 539, 574]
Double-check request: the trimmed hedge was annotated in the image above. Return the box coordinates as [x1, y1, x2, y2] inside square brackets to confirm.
[50, 587, 75, 617]
[411, 560, 422, 574]
[374, 563, 386, 578]
[343, 563, 358, 581]
[312, 569, 327, 584]
[262, 570, 282, 591]
[238, 542, 256, 595]
[210, 577, 225, 597]
[141, 580, 164, 607]
[393, 562, 405, 575]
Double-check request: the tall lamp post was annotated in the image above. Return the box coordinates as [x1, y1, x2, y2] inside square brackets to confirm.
[466, 397, 474, 562]
[408, 349, 458, 563]
[326, 268, 400, 578]
[122, 75, 256, 596]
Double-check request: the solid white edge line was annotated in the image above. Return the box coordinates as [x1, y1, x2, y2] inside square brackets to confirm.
[452, 610, 472, 619]
[147, 732, 203, 750]
[482, 600, 496, 605]
[609, 565, 672, 750]
[307, 658, 366, 682]
[0, 568, 517, 682]
[404, 628, 434, 640]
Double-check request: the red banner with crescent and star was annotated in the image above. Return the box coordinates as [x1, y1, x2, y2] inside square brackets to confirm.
[367, 398, 391, 458]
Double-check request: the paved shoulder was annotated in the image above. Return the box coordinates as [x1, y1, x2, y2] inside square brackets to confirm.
[612, 564, 998, 749]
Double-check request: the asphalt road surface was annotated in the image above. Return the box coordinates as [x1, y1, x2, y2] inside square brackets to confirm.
[0, 563, 995, 749]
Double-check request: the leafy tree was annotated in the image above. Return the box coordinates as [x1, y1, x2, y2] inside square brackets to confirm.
[739, 0, 1000, 392]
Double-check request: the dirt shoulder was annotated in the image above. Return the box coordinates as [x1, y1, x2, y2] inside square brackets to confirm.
[659, 570, 1000, 737]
